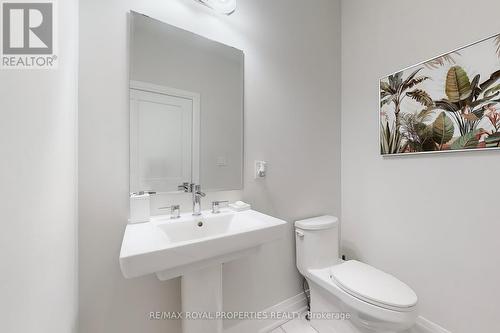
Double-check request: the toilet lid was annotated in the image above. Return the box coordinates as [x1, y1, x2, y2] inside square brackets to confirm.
[295, 216, 339, 230]
[330, 261, 417, 310]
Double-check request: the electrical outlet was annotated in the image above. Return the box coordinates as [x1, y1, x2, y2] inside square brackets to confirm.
[255, 161, 267, 179]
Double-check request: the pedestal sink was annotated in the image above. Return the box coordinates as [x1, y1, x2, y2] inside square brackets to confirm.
[119, 208, 287, 333]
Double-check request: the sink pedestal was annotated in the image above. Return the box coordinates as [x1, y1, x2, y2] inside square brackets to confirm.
[182, 265, 223, 333]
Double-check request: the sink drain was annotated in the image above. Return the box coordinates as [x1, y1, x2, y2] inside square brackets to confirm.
[197, 221, 203, 227]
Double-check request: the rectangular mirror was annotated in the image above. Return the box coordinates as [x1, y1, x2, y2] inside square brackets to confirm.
[129, 12, 244, 194]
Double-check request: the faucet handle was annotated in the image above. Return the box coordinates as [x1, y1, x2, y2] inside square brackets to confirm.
[158, 205, 181, 219]
[211, 201, 229, 214]
[178, 182, 190, 192]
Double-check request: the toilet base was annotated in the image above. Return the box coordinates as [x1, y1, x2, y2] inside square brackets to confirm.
[308, 278, 410, 333]
[310, 280, 368, 333]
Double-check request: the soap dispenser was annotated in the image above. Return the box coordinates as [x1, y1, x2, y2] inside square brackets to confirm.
[129, 192, 152, 224]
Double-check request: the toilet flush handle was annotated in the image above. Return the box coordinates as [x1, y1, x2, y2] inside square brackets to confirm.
[295, 230, 305, 238]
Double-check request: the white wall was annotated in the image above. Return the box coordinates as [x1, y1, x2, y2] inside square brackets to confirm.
[79, 0, 341, 332]
[231, 0, 341, 325]
[0, 0, 79, 332]
[341, 1, 500, 332]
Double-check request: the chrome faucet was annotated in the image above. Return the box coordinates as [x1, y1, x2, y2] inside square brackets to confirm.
[191, 184, 206, 216]
[178, 183, 206, 216]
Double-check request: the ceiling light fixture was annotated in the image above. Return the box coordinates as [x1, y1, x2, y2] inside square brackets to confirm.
[196, 0, 236, 15]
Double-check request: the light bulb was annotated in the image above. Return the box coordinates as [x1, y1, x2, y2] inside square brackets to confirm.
[197, 0, 236, 15]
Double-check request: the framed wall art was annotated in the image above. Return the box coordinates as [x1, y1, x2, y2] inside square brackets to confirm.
[380, 33, 500, 156]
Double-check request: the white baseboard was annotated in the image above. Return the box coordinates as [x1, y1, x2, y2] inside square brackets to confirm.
[412, 316, 451, 333]
[223, 292, 308, 333]
[223, 291, 451, 333]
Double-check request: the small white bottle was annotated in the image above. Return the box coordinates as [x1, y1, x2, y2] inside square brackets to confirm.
[129, 192, 151, 224]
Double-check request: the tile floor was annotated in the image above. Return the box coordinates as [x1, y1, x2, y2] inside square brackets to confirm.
[270, 318, 420, 333]
[270, 317, 318, 333]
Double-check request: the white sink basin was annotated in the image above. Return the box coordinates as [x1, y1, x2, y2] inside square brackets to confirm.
[157, 212, 246, 243]
[119, 209, 287, 280]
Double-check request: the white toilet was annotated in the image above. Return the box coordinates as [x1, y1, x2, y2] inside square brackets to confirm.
[295, 216, 418, 333]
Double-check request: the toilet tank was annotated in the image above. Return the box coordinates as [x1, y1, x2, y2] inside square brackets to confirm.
[295, 216, 340, 276]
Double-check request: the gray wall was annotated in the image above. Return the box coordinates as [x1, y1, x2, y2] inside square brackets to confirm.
[234, 0, 341, 321]
[0, 0, 79, 332]
[79, 0, 341, 332]
[341, 1, 500, 332]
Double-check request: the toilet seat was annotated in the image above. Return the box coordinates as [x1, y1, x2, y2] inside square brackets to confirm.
[329, 261, 417, 312]
[307, 265, 418, 333]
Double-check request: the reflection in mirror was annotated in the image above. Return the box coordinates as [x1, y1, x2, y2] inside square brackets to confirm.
[129, 12, 244, 194]
[130, 85, 198, 193]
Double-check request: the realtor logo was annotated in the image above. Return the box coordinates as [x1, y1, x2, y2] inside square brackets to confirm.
[1, 0, 57, 69]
